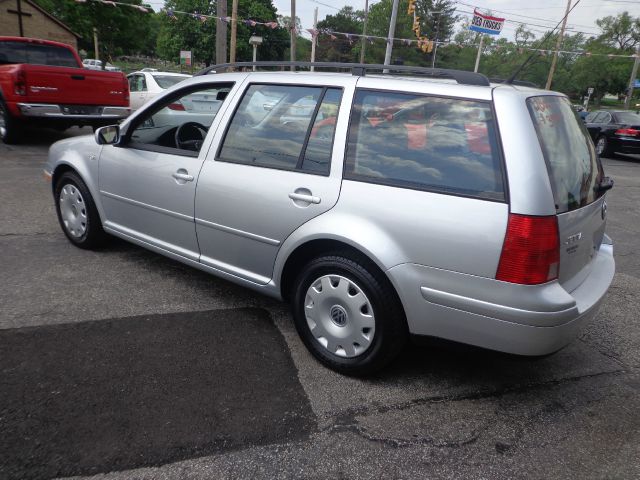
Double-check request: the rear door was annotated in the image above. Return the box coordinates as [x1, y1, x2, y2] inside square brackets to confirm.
[527, 95, 608, 291]
[194, 76, 355, 284]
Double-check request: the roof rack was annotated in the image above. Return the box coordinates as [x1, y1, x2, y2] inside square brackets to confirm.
[195, 61, 491, 87]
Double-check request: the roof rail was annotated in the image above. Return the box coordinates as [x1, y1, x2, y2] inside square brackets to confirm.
[489, 77, 538, 88]
[195, 61, 491, 87]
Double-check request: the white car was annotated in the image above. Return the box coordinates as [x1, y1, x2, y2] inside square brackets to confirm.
[127, 71, 192, 110]
[82, 59, 120, 72]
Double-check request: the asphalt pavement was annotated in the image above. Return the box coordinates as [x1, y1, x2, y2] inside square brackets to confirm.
[1, 127, 639, 480]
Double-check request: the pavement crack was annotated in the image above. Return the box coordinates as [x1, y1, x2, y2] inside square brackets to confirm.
[0, 232, 55, 237]
[319, 369, 627, 426]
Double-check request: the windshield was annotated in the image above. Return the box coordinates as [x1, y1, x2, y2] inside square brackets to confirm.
[153, 75, 190, 89]
[527, 95, 604, 213]
[0, 41, 78, 67]
[613, 111, 640, 124]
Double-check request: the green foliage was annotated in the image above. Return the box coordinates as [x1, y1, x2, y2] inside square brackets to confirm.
[157, 0, 288, 65]
[316, 7, 364, 63]
[31, 0, 157, 61]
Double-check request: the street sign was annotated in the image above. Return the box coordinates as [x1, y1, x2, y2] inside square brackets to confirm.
[587, 87, 594, 95]
[469, 9, 505, 35]
[180, 50, 192, 67]
[634, 79, 640, 88]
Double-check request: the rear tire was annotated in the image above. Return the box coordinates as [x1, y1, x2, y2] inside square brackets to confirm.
[54, 171, 108, 249]
[596, 135, 615, 158]
[291, 253, 408, 376]
[0, 99, 23, 145]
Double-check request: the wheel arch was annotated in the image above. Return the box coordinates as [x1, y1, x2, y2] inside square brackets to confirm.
[279, 238, 404, 316]
[51, 161, 106, 224]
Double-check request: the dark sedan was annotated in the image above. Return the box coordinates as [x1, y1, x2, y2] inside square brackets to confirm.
[584, 110, 640, 157]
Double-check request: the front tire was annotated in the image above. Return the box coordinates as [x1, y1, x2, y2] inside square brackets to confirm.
[0, 99, 23, 144]
[292, 254, 408, 376]
[54, 171, 107, 249]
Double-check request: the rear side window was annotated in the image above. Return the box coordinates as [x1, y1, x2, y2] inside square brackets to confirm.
[527, 96, 604, 213]
[345, 90, 505, 200]
[0, 41, 78, 67]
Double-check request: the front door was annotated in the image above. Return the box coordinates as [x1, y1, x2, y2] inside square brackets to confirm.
[195, 81, 350, 284]
[99, 80, 237, 261]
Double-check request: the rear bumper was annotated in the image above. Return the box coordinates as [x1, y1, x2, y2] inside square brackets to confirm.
[16, 103, 130, 120]
[387, 240, 615, 356]
[611, 136, 640, 154]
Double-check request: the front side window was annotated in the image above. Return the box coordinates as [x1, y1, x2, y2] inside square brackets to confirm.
[218, 84, 343, 174]
[527, 95, 604, 213]
[127, 82, 234, 156]
[345, 90, 505, 200]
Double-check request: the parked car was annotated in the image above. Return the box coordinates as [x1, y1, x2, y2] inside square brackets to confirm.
[584, 109, 640, 157]
[44, 64, 615, 375]
[82, 58, 121, 72]
[0, 36, 130, 144]
[127, 70, 191, 110]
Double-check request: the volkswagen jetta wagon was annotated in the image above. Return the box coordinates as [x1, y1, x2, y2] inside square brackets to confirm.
[45, 63, 615, 375]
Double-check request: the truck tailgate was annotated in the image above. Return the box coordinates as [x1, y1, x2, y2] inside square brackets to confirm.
[22, 65, 128, 106]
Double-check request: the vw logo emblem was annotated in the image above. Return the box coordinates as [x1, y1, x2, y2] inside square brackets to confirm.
[602, 201, 607, 220]
[330, 305, 348, 327]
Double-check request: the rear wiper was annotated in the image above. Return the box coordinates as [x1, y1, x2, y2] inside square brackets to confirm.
[597, 176, 614, 192]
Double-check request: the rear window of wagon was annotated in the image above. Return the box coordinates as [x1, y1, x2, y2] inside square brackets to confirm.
[527, 95, 604, 213]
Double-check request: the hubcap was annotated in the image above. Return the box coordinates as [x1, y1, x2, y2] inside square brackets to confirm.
[304, 274, 375, 358]
[59, 184, 87, 238]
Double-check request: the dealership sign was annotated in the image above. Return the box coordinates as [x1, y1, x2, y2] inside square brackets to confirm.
[469, 9, 505, 35]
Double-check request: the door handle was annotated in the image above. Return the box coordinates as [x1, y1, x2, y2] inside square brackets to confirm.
[288, 192, 321, 204]
[172, 172, 194, 182]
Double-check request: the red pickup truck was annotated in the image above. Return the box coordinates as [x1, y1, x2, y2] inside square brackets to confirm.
[0, 36, 130, 144]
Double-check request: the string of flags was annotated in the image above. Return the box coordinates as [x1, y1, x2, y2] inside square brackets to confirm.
[73, 0, 640, 59]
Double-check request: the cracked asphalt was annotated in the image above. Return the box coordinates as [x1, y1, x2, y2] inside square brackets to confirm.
[1, 127, 639, 479]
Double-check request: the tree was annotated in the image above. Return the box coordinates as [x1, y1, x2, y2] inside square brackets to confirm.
[597, 12, 640, 50]
[157, 0, 288, 66]
[315, 7, 364, 63]
[32, 0, 157, 61]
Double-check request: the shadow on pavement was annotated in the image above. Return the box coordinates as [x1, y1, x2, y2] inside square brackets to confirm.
[0, 308, 315, 480]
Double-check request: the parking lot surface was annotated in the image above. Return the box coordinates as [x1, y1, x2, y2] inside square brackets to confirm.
[1, 127, 639, 479]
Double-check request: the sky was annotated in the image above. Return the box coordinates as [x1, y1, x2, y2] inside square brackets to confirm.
[145, 0, 640, 43]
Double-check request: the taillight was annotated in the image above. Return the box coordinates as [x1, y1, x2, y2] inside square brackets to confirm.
[168, 102, 185, 111]
[122, 74, 129, 102]
[614, 128, 640, 137]
[496, 214, 560, 285]
[14, 70, 27, 96]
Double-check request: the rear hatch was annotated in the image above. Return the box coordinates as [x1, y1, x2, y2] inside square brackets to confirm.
[22, 64, 128, 106]
[527, 95, 609, 291]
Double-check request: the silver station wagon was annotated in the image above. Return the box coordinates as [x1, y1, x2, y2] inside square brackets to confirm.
[45, 63, 615, 375]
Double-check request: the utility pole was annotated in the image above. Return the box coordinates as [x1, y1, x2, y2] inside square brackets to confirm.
[431, 14, 441, 69]
[474, 36, 484, 73]
[383, 0, 400, 67]
[216, 0, 228, 64]
[230, 0, 239, 64]
[290, 0, 296, 69]
[624, 45, 640, 110]
[545, 0, 571, 90]
[310, 7, 318, 71]
[93, 27, 99, 61]
[360, 0, 369, 64]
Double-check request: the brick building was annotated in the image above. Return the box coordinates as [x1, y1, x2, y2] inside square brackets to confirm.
[0, 0, 79, 48]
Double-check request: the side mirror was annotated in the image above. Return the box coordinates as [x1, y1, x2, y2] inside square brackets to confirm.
[95, 125, 120, 145]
